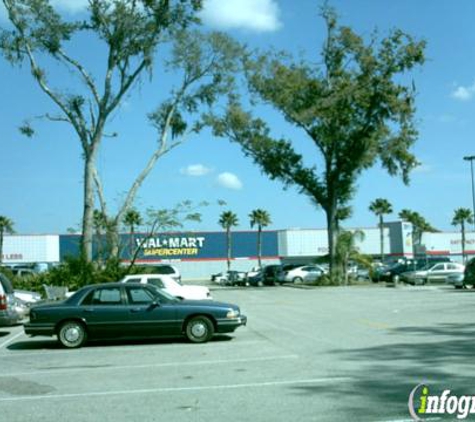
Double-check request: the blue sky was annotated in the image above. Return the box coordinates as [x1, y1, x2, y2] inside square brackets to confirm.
[1, 0, 475, 235]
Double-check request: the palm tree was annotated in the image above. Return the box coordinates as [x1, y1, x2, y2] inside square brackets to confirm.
[336, 229, 367, 285]
[219, 211, 239, 271]
[369, 198, 393, 263]
[123, 209, 143, 260]
[452, 208, 474, 263]
[0, 216, 14, 265]
[249, 209, 272, 268]
[399, 209, 438, 248]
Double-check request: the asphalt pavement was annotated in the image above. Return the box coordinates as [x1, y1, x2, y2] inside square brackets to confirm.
[1, 284, 473, 421]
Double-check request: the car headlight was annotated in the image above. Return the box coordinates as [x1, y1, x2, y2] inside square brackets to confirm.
[226, 309, 240, 319]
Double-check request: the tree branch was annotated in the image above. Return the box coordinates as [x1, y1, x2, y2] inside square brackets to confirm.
[57, 49, 101, 106]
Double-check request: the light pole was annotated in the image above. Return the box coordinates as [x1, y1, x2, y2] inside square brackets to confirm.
[463, 155, 475, 232]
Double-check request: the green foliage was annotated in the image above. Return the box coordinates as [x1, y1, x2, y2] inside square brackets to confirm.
[452, 208, 474, 228]
[123, 209, 143, 233]
[399, 208, 437, 247]
[369, 198, 393, 219]
[219, 211, 239, 230]
[0, 216, 14, 234]
[249, 209, 271, 230]
[25, 256, 128, 293]
[207, 5, 425, 281]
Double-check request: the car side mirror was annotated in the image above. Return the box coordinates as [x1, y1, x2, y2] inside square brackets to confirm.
[149, 300, 161, 309]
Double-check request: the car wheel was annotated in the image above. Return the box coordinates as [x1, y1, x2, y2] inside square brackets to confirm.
[58, 321, 87, 348]
[185, 316, 214, 343]
[257, 280, 264, 287]
[293, 277, 303, 283]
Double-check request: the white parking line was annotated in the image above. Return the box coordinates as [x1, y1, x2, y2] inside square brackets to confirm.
[0, 377, 353, 402]
[3, 354, 299, 377]
[0, 331, 24, 349]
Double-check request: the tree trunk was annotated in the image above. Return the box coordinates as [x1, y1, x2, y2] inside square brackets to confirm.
[326, 205, 340, 284]
[379, 215, 384, 263]
[257, 226, 262, 268]
[462, 222, 466, 263]
[81, 152, 96, 262]
[0, 229, 3, 265]
[226, 229, 231, 271]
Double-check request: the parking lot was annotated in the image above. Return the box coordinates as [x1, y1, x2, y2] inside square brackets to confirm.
[1, 284, 474, 421]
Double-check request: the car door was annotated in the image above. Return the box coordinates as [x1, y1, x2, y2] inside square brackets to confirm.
[426, 263, 446, 283]
[79, 286, 132, 338]
[304, 266, 321, 282]
[124, 285, 180, 337]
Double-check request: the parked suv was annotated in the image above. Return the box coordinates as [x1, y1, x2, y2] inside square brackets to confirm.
[0, 273, 21, 326]
[463, 257, 475, 288]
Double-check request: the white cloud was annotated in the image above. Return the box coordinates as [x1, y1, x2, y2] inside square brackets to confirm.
[0, 0, 88, 19]
[451, 82, 475, 101]
[216, 172, 243, 190]
[200, 0, 282, 32]
[180, 164, 213, 177]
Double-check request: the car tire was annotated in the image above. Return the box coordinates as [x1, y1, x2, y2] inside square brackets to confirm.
[185, 316, 214, 343]
[58, 321, 87, 348]
[257, 280, 264, 287]
[293, 277, 303, 283]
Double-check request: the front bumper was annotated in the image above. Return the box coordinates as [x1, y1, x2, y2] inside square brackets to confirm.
[216, 314, 247, 334]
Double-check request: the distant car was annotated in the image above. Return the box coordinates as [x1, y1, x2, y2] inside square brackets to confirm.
[14, 289, 42, 304]
[401, 262, 465, 285]
[121, 274, 211, 300]
[463, 257, 475, 288]
[279, 265, 326, 283]
[261, 265, 283, 285]
[448, 257, 475, 289]
[247, 271, 264, 287]
[25, 283, 247, 348]
[213, 271, 247, 286]
[0, 273, 22, 326]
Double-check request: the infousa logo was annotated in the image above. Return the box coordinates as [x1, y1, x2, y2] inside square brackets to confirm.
[409, 384, 475, 420]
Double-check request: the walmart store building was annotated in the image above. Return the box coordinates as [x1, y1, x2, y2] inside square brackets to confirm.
[3, 222, 473, 280]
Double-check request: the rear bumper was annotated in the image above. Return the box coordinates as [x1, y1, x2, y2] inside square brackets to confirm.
[24, 322, 56, 337]
[216, 315, 247, 334]
[0, 310, 21, 326]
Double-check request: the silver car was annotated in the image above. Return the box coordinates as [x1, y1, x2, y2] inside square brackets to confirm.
[402, 262, 465, 285]
[0, 273, 22, 326]
[279, 265, 326, 283]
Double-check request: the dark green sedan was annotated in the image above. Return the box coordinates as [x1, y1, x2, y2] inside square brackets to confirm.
[24, 283, 247, 348]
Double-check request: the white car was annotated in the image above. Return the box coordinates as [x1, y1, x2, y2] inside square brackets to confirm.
[120, 274, 211, 300]
[402, 262, 465, 285]
[279, 265, 326, 283]
[14, 289, 42, 304]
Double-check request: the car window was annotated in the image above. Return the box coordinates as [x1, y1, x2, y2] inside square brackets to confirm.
[155, 265, 174, 275]
[126, 286, 155, 304]
[447, 264, 458, 270]
[430, 264, 445, 271]
[148, 278, 165, 288]
[0, 273, 14, 294]
[81, 287, 122, 306]
[125, 278, 142, 283]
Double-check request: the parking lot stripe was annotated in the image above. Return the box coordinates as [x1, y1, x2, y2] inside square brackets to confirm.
[0, 331, 24, 349]
[0, 377, 354, 403]
[3, 354, 300, 377]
